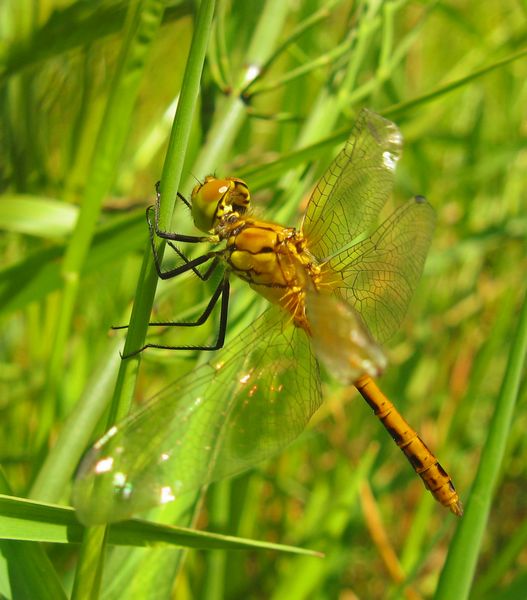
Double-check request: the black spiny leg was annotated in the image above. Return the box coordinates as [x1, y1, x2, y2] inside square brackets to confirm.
[150, 181, 209, 244]
[117, 182, 231, 359]
[146, 205, 217, 280]
[121, 277, 230, 358]
[165, 241, 219, 281]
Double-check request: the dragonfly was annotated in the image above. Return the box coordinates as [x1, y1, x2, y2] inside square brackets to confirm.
[73, 109, 462, 525]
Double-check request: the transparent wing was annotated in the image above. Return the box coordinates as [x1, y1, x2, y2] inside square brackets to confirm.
[301, 109, 403, 261]
[73, 306, 322, 525]
[306, 290, 387, 384]
[319, 196, 436, 343]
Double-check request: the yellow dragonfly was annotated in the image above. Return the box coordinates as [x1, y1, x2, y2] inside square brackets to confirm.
[73, 109, 462, 525]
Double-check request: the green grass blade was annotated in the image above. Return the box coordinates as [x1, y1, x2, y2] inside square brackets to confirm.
[0, 540, 67, 600]
[0, 195, 77, 238]
[0, 475, 67, 600]
[434, 286, 527, 599]
[34, 0, 166, 459]
[71, 1, 217, 597]
[113, 0, 217, 391]
[385, 47, 527, 117]
[0, 211, 145, 317]
[0, 1, 192, 82]
[0, 494, 321, 556]
[62, 1, 167, 597]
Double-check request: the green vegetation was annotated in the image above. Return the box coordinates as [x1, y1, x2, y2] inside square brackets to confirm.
[1, 0, 526, 598]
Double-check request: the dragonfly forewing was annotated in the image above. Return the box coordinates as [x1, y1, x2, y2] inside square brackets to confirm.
[301, 109, 403, 261]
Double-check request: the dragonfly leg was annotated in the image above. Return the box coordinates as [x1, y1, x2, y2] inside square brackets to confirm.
[150, 182, 208, 243]
[147, 182, 221, 278]
[115, 275, 228, 330]
[153, 239, 218, 280]
[165, 243, 219, 281]
[147, 205, 217, 280]
[121, 277, 230, 358]
[111, 250, 219, 330]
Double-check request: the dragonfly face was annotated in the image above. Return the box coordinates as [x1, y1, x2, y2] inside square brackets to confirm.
[73, 109, 462, 525]
[191, 176, 251, 233]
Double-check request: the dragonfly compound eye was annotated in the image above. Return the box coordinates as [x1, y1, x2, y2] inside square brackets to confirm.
[191, 177, 232, 232]
[191, 176, 251, 232]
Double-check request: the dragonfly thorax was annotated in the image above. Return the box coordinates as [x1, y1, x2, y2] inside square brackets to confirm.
[192, 176, 322, 328]
[191, 176, 251, 233]
[223, 218, 321, 329]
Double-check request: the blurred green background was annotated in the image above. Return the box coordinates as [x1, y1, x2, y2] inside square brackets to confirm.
[1, 0, 526, 598]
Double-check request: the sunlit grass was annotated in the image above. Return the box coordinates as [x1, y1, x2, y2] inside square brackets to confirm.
[1, 0, 526, 598]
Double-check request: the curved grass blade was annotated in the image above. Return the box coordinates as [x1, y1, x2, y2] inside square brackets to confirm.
[434, 286, 527, 600]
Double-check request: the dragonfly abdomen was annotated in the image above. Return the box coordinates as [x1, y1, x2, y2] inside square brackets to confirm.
[355, 375, 463, 516]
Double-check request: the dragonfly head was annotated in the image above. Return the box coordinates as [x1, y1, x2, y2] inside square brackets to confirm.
[191, 176, 251, 233]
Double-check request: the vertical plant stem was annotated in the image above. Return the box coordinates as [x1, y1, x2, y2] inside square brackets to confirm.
[109, 0, 218, 429]
[106, 3, 296, 595]
[71, 526, 108, 600]
[190, 0, 292, 179]
[434, 286, 527, 600]
[65, 2, 167, 598]
[70, 1, 217, 597]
